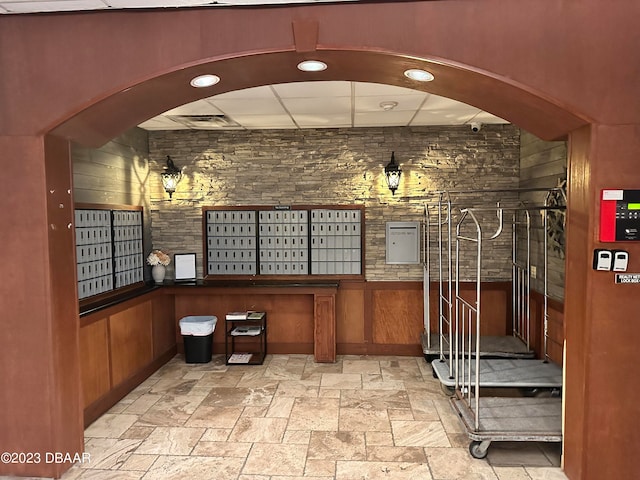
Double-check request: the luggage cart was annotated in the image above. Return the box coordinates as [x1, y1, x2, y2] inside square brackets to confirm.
[449, 207, 563, 459]
[433, 358, 562, 389]
[431, 202, 565, 391]
[423, 188, 561, 364]
[422, 193, 455, 364]
[422, 193, 527, 364]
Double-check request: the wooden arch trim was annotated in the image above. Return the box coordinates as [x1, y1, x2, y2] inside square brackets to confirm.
[51, 49, 588, 147]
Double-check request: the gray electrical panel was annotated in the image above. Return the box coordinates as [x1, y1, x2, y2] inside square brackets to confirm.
[386, 221, 420, 264]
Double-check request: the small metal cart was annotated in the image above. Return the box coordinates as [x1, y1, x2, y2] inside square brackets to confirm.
[225, 311, 267, 365]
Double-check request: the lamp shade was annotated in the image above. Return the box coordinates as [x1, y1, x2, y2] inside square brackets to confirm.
[161, 156, 182, 198]
[384, 151, 402, 195]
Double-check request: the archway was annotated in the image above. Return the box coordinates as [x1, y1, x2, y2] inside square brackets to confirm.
[3, 3, 638, 479]
[49, 47, 585, 476]
[19, 49, 587, 479]
[51, 49, 588, 148]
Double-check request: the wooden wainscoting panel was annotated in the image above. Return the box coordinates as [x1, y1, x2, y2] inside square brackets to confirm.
[152, 293, 177, 358]
[456, 282, 510, 336]
[431, 282, 510, 337]
[528, 294, 542, 357]
[84, 350, 174, 427]
[109, 300, 153, 386]
[481, 285, 510, 336]
[546, 301, 565, 365]
[528, 290, 565, 364]
[336, 283, 365, 345]
[174, 292, 315, 354]
[428, 284, 441, 334]
[371, 284, 423, 345]
[79, 317, 110, 408]
[261, 294, 315, 346]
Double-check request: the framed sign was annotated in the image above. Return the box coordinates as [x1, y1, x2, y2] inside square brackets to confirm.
[174, 253, 197, 281]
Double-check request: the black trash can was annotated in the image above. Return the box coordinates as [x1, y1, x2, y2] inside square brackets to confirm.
[179, 315, 217, 363]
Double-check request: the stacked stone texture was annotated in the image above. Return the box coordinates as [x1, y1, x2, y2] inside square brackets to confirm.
[148, 125, 520, 281]
[518, 131, 568, 300]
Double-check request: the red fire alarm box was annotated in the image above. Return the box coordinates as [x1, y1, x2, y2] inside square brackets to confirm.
[600, 189, 640, 242]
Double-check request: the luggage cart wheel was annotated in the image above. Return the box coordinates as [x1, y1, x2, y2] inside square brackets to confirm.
[424, 354, 438, 364]
[441, 384, 456, 396]
[469, 440, 490, 459]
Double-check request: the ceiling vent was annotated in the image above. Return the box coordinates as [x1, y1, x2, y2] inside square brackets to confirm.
[168, 114, 242, 130]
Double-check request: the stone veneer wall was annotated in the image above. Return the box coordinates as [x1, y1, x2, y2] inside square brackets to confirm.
[148, 125, 519, 282]
[72, 127, 153, 281]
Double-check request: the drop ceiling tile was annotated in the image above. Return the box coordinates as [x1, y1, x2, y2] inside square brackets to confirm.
[162, 99, 224, 116]
[229, 114, 296, 129]
[167, 114, 242, 129]
[355, 82, 423, 97]
[134, 80, 509, 131]
[272, 81, 351, 98]
[211, 85, 276, 100]
[354, 111, 414, 127]
[411, 109, 479, 125]
[420, 93, 473, 110]
[292, 112, 351, 128]
[469, 111, 509, 124]
[355, 94, 426, 113]
[210, 97, 286, 115]
[282, 96, 351, 114]
[138, 117, 189, 130]
[415, 94, 482, 125]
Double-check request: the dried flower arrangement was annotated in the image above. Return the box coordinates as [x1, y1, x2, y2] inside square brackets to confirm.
[146, 249, 171, 266]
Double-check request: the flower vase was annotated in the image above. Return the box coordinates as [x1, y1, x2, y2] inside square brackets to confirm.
[152, 264, 166, 284]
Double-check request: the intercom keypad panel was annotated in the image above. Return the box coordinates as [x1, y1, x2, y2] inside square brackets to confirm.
[600, 189, 640, 241]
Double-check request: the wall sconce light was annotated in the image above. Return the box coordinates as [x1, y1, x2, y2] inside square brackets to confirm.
[161, 156, 182, 199]
[384, 151, 402, 195]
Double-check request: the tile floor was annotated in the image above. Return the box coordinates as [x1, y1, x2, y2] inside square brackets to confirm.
[4, 354, 568, 479]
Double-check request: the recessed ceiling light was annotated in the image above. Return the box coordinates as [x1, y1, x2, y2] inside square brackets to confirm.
[297, 60, 328, 72]
[404, 69, 435, 82]
[190, 74, 220, 88]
